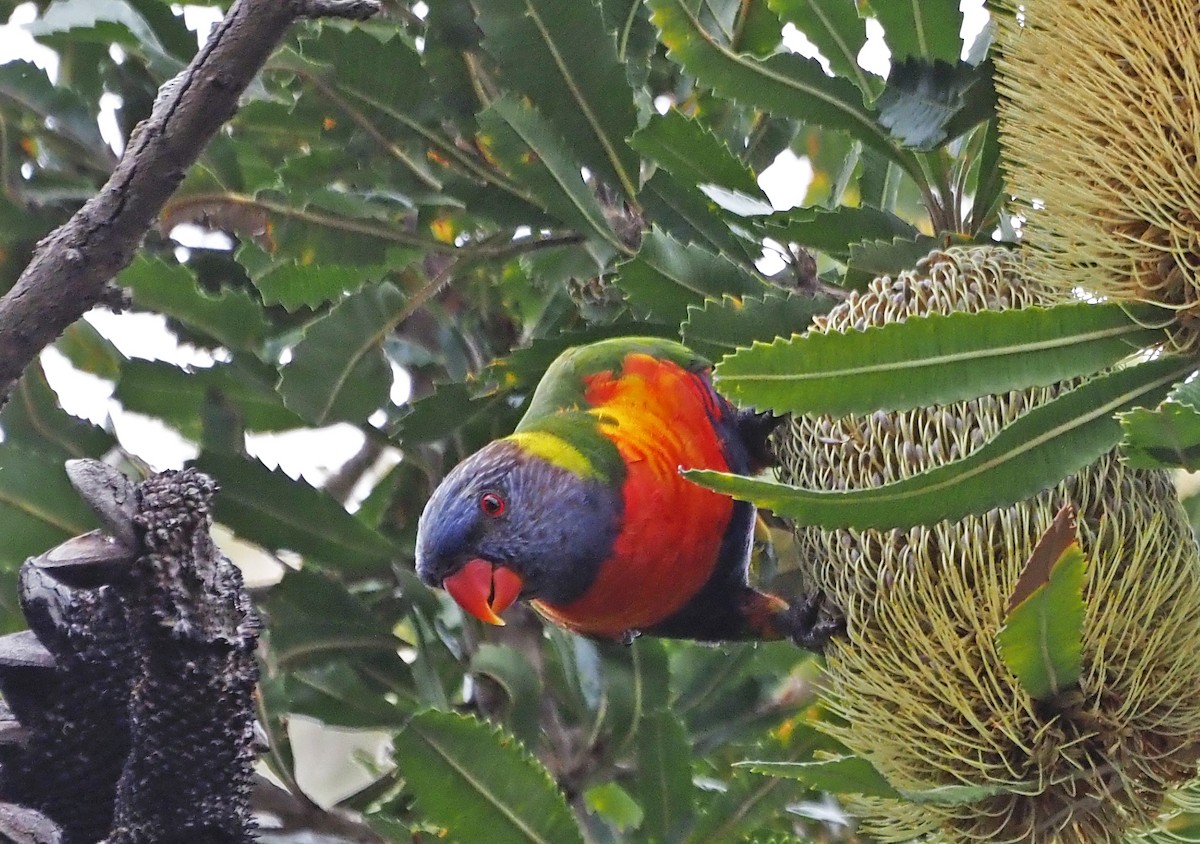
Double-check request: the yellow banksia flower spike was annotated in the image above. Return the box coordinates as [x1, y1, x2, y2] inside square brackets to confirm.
[776, 247, 1200, 843]
[994, 0, 1200, 347]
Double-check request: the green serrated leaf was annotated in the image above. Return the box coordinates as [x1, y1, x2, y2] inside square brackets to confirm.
[595, 638, 672, 761]
[736, 0, 785, 56]
[741, 756, 1038, 805]
[688, 355, 1193, 529]
[0, 447, 100, 567]
[631, 110, 765, 199]
[265, 569, 402, 664]
[398, 384, 514, 446]
[116, 357, 303, 438]
[584, 782, 643, 833]
[1120, 400, 1200, 470]
[648, 0, 915, 178]
[0, 61, 110, 170]
[686, 717, 824, 843]
[278, 283, 405, 426]
[739, 756, 900, 799]
[118, 256, 269, 351]
[1, 361, 115, 458]
[714, 302, 1170, 415]
[872, 0, 963, 63]
[761, 205, 919, 261]
[634, 710, 696, 844]
[997, 511, 1087, 700]
[476, 0, 640, 200]
[768, 0, 878, 97]
[641, 170, 758, 258]
[876, 58, 996, 151]
[252, 262, 375, 312]
[681, 292, 832, 359]
[194, 451, 398, 572]
[618, 227, 766, 323]
[54, 320, 124, 381]
[479, 96, 624, 252]
[284, 662, 413, 728]
[844, 235, 939, 287]
[470, 644, 543, 748]
[28, 0, 185, 78]
[393, 710, 585, 844]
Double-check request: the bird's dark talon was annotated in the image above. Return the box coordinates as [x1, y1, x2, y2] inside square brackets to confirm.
[619, 629, 641, 646]
[785, 591, 846, 653]
[64, 459, 140, 551]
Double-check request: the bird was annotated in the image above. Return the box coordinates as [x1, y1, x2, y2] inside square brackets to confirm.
[414, 336, 838, 649]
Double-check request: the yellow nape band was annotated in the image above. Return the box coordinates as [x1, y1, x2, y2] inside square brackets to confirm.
[507, 431, 595, 478]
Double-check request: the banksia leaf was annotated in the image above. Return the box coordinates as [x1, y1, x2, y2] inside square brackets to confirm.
[713, 300, 1169, 416]
[1120, 401, 1200, 471]
[738, 756, 901, 800]
[741, 757, 1039, 806]
[680, 293, 832, 359]
[392, 710, 584, 844]
[996, 505, 1087, 700]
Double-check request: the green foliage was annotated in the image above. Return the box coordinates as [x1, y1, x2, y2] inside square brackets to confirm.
[689, 356, 1194, 530]
[713, 302, 1171, 415]
[996, 507, 1087, 700]
[389, 710, 585, 844]
[2, 0, 1197, 841]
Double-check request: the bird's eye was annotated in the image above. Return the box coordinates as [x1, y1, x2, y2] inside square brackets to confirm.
[480, 491, 506, 517]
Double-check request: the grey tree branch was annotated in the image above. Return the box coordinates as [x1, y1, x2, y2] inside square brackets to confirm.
[0, 0, 380, 405]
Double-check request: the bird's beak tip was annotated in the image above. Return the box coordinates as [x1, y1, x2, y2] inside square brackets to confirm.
[442, 558, 523, 626]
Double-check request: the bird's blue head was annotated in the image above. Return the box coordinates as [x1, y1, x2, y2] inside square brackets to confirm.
[415, 437, 622, 625]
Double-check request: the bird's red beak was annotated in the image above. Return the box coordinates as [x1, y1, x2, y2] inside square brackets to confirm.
[442, 559, 523, 626]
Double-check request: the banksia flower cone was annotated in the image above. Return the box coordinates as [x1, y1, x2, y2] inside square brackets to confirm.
[995, 0, 1200, 346]
[776, 247, 1200, 842]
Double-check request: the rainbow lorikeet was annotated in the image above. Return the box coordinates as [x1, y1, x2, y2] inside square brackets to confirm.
[415, 337, 839, 649]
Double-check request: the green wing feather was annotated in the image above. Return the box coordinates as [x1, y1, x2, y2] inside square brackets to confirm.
[518, 337, 709, 425]
[510, 337, 710, 484]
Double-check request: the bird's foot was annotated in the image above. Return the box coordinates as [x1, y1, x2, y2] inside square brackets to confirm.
[783, 591, 845, 653]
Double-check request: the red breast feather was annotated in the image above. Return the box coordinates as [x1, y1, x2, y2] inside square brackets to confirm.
[532, 353, 735, 637]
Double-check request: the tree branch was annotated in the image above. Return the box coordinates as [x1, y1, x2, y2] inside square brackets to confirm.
[0, 0, 380, 405]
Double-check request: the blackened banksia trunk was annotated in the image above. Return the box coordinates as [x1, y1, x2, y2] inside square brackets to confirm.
[0, 462, 261, 844]
[776, 247, 1200, 842]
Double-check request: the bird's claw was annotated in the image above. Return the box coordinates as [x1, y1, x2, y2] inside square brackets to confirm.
[784, 591, 846, 653]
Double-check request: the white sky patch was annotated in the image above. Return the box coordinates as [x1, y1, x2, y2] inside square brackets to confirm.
[40, 347, 114, 425]
[288, 716, 394, 810]
[113, 410, 198, 468]
[246, 425, 367, 487]
[698, 184, 775, 217]
[757, 148, 813, 212]
[98, 91, 126, 155]
[858, 17, 890, 78]
[85, 309, 216, 367]
[0, 3, 59, 77]
[755, 238, 790, 277]
[181, 4, 223, 46]
[780, 24, 832, 75]
[961, 0, 991, 59]
[170, 222, 235, 251]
